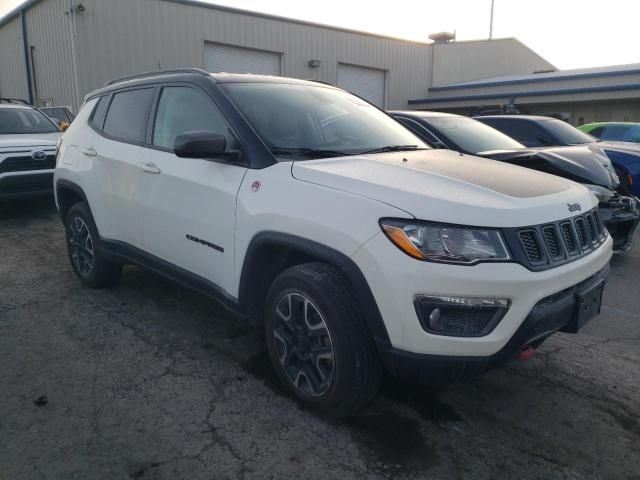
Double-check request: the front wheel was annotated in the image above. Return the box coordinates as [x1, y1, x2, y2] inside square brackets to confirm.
[264, 263, 382, 418]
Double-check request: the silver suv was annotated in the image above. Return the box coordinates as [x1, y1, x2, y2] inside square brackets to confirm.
[0, 99, 61, 199]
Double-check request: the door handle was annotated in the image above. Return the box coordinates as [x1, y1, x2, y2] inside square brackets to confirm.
[140, 162, 161, 174]
[81, 147, 97, 157]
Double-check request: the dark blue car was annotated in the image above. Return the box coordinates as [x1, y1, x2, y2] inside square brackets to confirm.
[475, 115, 640, 196]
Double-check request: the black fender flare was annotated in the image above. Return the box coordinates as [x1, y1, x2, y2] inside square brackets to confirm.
[55, 179, 92, 223]
[238, 231, 391, 347]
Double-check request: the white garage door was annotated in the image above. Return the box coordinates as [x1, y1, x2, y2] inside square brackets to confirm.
[204, 43, 281, 76]
[337, 64, 386, 107]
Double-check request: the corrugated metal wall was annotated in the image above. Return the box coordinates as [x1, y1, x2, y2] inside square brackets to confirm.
[0, 0, 562, 110]
[431, 38, 556, 88]
[0, 15, 28, 101]
[73, 0, 431, 109]
[25, 0, 77, 110]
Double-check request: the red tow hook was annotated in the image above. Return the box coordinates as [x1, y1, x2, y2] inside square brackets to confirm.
[518, 346, 536, 361]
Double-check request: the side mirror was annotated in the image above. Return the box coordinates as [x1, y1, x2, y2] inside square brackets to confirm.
[59, 121, 70, 131]
[174, 130, 228, 159]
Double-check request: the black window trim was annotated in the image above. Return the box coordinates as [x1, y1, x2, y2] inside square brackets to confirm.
[145, 81, 249, 166]
[88, 95, 111, 132]
[89, 85, 158, 148]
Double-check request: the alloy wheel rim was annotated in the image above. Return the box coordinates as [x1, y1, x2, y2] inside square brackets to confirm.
[69, 216, 94, 276]
[272, 292, 335, 397]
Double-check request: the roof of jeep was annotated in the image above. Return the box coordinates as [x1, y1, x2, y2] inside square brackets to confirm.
[475, 115, 560, 122]
[390, 110, 460, 119]
[87, 69, 338, 100]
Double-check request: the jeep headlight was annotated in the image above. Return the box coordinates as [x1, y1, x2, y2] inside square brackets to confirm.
[380, 219, 511, 265]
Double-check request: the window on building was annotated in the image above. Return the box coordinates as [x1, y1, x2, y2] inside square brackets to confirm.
[102, 88, 154, 143]
[152, 86, 232, 151]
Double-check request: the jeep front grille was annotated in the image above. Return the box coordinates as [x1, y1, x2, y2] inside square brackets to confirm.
[505, 208, 607, 271]
[518, 230, 544, 264]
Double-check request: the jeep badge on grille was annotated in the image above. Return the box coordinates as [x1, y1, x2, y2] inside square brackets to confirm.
[567, 203, 582, 212]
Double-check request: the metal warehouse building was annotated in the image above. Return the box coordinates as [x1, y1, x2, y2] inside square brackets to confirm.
[410, 63, 640, 125]
[1, 0, 638, 125]
[0, 0, 554, 113]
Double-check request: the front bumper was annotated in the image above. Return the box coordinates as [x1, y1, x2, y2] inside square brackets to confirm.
[600, 194, 640, 252]
[0, 171, 54, 199]
[378, 265, 609, 385]
[352, 231, 612, 357]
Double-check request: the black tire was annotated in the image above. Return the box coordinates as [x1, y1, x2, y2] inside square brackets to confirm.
[65, 202, 122, 288]
[264, 262, 382, 418]
[615, 167, 631, 194]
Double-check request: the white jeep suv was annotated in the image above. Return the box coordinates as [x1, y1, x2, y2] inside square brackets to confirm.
[54, 69, 612, 417]
[0, 99, 61, 199]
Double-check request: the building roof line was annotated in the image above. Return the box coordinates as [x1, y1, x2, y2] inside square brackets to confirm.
[431, 66, 640, 92]
[161, 0, 430, 45]
[409, 83, 640, 105]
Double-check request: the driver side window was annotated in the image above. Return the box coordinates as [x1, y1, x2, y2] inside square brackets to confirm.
[152, 86, 235, 151]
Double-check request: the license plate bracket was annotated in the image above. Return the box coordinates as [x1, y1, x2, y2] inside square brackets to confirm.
[562, 280, 604, 333]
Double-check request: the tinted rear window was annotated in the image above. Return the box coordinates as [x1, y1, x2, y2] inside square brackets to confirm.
[478, 118, 549, 147]
[90, 96, 109, 130]
[42, 107, 70, 122]
[102, 88, 154, 143]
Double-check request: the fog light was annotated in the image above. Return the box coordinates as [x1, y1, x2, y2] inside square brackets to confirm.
[414, 295, 510, 337]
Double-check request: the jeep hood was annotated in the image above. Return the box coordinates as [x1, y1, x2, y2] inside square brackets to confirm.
[292, 150, 595, 227]
[477, 145, 616, 189]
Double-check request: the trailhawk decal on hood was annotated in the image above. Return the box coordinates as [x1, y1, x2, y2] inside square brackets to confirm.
[293, 149, 570, 199]
[291, 150, 594, 228]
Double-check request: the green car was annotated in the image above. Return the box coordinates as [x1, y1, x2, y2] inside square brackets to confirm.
[578, 122, 640, 143]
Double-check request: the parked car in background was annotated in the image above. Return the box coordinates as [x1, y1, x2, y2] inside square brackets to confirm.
[55, 69, 612, 417]
[578, 122, 640, 144]
[0, 98, 61, 199]
[476, 115, 640, 196]
[391, 111, 639, 252]
[40, 106, 75, 131]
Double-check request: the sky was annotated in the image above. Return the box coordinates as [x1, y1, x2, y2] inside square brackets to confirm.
[1, 0, 638, 70]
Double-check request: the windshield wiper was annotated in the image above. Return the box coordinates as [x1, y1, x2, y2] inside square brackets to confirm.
[270, 147, 352, 158]
[358, 145, 426, 154]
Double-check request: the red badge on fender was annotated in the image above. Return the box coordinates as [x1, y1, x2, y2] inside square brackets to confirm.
[251, 180, 261, 192]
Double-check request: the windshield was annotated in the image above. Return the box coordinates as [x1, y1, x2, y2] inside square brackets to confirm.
[426, 116, 525, 153]
[0, 108, 59, 134]
[542, 118, 596, 145]
[222, 83, 428, 159]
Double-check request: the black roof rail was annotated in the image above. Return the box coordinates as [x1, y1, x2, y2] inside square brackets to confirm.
[307, 80, 336, 87]
[105, 68, 210, 86]
[0, 97, 30, 105]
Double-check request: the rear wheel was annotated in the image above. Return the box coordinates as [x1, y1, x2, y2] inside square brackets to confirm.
[264, 262, 382, 418]
[65, 202, 122, 288]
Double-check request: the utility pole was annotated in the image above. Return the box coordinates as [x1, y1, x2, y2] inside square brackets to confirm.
[489, 0, 495, 40]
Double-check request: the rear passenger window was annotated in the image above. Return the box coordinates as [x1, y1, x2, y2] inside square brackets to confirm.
[103, 88, 154, 143]
[484, 119, 546, 146]
[90, 96, 109, 130]
[152, 86, 231, 150]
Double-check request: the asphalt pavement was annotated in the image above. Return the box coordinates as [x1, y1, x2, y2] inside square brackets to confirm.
[1, 197, 638, 479]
